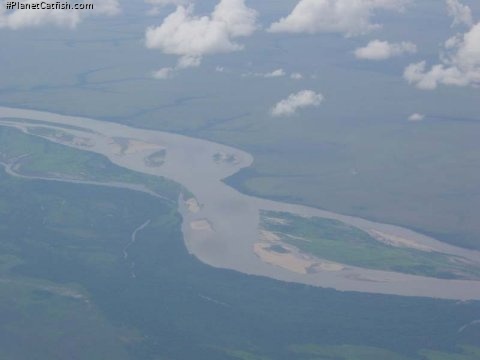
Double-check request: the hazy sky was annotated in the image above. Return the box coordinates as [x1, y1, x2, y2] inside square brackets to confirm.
[0, 0, 479, 122]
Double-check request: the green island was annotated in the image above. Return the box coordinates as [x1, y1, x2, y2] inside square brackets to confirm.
[0, 125, 183, 202]
[260, 211, 480, 280]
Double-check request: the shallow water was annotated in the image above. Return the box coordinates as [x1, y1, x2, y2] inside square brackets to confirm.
[1, 106, 479, 300]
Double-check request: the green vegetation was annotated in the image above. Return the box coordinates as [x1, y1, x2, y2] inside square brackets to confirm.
[0, 279, 129, 360]
[0, 125, 182, 201]
[290, 344, 412, 360]
[213, 152, 238, 164]
[421, 346, 480, 360]
[260, 211, 480, 280]
[144, 149, 166, 167]
[0, 132, 479, 359]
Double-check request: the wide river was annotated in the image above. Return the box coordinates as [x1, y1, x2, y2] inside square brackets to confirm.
[1, 106, 480, 300]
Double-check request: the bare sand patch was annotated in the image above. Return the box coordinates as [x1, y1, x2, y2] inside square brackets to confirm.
[283, 233, 311, 242]
[190, 219, 213, 231]
[126, 140, 163, 154]
[263, 216, 289, 225]
[108, 141, 123, 155]
[310, 261, 345, 272]
[254, 243, 311, 274]
[25, 126, 94, 148]
[255, 230, 345, 274]
[368, 229, 434, 252]
[185, 198, 200, 213]
[109, 138, 164, 156]
[259, 230, 281, 242]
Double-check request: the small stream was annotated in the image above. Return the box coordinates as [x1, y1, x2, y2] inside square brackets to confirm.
[123, 220, 151, 279]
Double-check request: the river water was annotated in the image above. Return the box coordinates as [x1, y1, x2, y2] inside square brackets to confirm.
[1, 106, 479, 300]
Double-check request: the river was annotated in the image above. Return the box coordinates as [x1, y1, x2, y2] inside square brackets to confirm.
[1, 106, 479, 300]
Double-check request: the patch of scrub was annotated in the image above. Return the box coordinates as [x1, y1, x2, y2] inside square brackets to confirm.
[145, 149, 166, 167]
[213, 152, 240, 165]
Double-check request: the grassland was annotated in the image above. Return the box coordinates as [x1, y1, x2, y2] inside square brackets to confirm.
[260, 211, 480, 280]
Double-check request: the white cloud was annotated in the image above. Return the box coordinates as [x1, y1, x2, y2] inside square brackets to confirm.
[0, 0, 120, 29]
[246, 70, 306, 80]
[152, 67, 175, 79]
[408, 113, 425, 121]
[151, 53, 202, 80]
[268, 0, 409, 37]
[446, 0, 473, 27]
[146, 0, 188, 6]
[242, 68, 293, 78]
[264, 69, 286, 77]
[145, 0, 258, 68]
[176, 55, 202, 68]
[93, 0, 121, 16]
[146, 0, 189, 16]
[271, 90, 324, 116]
[355, 40, 417, 60]
[404, 22, 480, 89]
